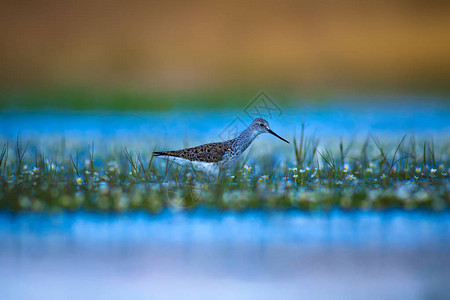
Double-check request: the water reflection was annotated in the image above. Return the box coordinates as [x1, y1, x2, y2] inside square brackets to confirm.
[0, 210, 449, 299]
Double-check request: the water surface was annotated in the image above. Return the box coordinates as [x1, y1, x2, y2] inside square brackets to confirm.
[1, 210, 449, 300]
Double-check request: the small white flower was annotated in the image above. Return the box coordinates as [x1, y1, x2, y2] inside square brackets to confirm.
[366, 168, 373, 173]
[230, 175, 235, 179]
[108, 161, 119, 172]
[299, 169, 305, 173]
[76, 177, 82, 185]
[343, 165, 348, 173]
[346, 174, 356, 181]
[258, 175, 269, 183]
[381, 174, 387, 179]
[415, 167, 421, 173]
[23, 165, 28, 170]
[33, 167, 39, 173]
[430, 168, 437, 174]
[305, 167, 310, 172]
[439, 164, 444, 170]
[50, 163, 56, 171]
[293, 174, 298, 179]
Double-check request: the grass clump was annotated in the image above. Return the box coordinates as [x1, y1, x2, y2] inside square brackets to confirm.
[0, 131, 449, 213]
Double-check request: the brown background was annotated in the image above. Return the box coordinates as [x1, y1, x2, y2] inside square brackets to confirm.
[1, 1, 450, 93]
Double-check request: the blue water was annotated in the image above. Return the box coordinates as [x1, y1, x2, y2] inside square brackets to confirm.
[1, 100, 449, 143]
[1, 210, 449, 248]
[0, 210, 449, 299]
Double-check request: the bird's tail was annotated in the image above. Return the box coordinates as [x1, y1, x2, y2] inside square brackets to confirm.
[153, 150, 186, 160]
[153, 151, 168, 157]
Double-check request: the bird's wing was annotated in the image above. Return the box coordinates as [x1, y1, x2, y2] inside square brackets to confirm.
[153, 142, 229, 163]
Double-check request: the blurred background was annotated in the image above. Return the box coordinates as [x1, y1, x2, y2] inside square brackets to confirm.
[1, 0, 450, 110]
[1, 2, 450, 300]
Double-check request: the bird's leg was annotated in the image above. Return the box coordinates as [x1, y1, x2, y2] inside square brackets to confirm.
[217, 167, 222, 181]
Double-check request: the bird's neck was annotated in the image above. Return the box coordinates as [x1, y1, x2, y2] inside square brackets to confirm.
[236, 128, 260, 151]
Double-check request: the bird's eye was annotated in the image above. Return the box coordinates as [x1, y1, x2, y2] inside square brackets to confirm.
[259, 123, 264, 127]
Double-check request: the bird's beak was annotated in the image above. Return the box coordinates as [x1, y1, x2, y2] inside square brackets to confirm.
[268, 129, 289, 144]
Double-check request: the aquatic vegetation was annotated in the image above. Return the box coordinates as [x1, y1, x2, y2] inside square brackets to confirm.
[0, 132, 448, 212]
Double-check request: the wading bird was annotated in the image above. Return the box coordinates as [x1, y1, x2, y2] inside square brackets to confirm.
[153, 118, 289, 175]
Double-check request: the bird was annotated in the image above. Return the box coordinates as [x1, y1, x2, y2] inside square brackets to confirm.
[153, 118, 289, 175]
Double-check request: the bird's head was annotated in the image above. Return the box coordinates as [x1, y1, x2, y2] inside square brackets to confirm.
[250, 118, 289, 143]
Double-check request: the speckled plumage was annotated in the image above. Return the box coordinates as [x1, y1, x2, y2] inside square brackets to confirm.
[154, 118, 289, 173]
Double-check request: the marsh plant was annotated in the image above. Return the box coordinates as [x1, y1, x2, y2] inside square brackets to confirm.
[0, 129, 448, 212]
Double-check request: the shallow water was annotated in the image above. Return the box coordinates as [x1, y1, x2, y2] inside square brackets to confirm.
[2, 100, 449, 142]
[1, 101, 450, 299]
[0, 210, 449, 299]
